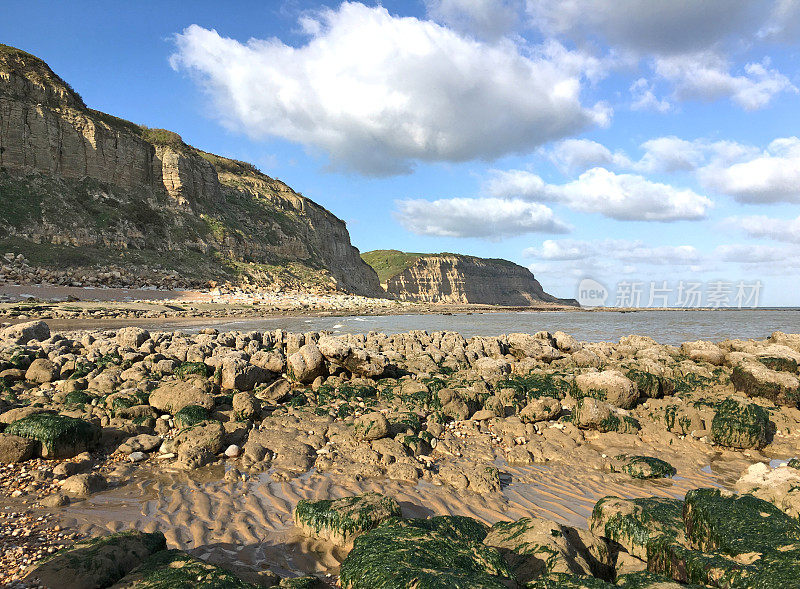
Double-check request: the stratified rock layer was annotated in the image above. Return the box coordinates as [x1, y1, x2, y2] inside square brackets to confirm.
[0, 44, 382, 295]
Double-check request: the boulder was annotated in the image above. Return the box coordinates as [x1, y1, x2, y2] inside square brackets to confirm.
[118, 434, 162, 454]
[0, 433, 35, 463]
[484, 516, 613, 584]
[221, 359, 270, 391]
[0, 320, 50, 344]
[572, 397, 639, 434]
[619, 456, 676, 479]
[287, 344, 326, 384]
[574, 370, 638, 409]
[148, 377, 214, 414]
[6, 413, 100, 458]
[680, 340, 725, 365]
[25, 358, 58, 383]
[519, 398, 561, 423]
[353, 412, 390, 441]
[62, 472, 108, 497]
[710, 398, 770, 449]
[116, 327, 150, 349]
[232, 391, 261, 420]
[293, 492, 401, 548]
[24, 530, 166, 589]
[732, 361, 800, 407]
[507, 333, 563, 362]
[111, 549, 260, 588]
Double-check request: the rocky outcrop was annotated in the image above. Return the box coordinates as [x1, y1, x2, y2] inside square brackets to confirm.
[363, 251, 577, 306]
[0, 44, 382, 295]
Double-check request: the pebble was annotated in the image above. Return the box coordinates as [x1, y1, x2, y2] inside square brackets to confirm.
[224, 445, 241, 458]
[128, 452, 146, 462]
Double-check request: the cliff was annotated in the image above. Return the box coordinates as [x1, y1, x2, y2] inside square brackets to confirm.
[362, 250, 578, 307]
[0, 45, 383, 295]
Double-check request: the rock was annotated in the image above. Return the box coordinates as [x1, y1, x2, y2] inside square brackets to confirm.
[732, 361, 800, 407]
[6, 413, 100, 458]
[129, 451, 146, 462]
[575, 370, 638, 409]
[61, 472, 107, 497]
[287, 344, 326, 384]
[573, 397, 639, 434]
[24, 530, 167, 589]
[438, 463, 501, 494]
[680, 340, 725, 365]
[473, 357, 511, 377]
[506, 446, 535, 465]
[118, 434, 162, 454]
[353, 412, 390, 441]
[507, 333, 564, 362]
[0, 320, 50, 344]
[40, 492, 70, 507]
[173, 404, 209, 429]
[734, 462, 800, 518]
[257, 377, 292, 403]
[225, 444, 241, 458]
[0, 432, 35, 462]
[111, 549, 260, 588]
[339, 515, 514, 589]
[471, 409, 497, 421]
[619, 456, 676, 479]
[483, 516, 613, 584]
[519, 397, 561, 423]
[221, 359, 269, 391]
[710, 398, 770, 449]
[53, 458, 92, 478]
[25, 358, 58, 383]
[0, 406, 51, 424]
[590, 496, 686, 561]
[232, 391, 261, 420]
[116, 326, 150, 349]
[293, 492, 401, 548]
[174, 420, 224, 468]
[386, 461, 419, 482]
[148, 377, 214, 414]
[250, 349, 286, 373]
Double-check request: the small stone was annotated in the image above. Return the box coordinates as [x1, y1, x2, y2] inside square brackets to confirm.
[224, 444, 241, 458]
[129, 452, 146, 462]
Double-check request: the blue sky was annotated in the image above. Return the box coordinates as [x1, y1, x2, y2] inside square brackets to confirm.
[3, 1, 800, 305]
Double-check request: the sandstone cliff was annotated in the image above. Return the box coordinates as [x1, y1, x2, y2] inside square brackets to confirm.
[362, 250, 578, 306]
[0, 45, 382, 295]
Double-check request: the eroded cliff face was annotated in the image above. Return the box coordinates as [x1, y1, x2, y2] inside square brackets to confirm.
[0, 45, 382, 295]
[384, 254, 578, 306]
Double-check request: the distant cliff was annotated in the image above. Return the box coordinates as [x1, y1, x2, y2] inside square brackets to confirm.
[0, 44, 382, 294]
[361, 250, 578, 306]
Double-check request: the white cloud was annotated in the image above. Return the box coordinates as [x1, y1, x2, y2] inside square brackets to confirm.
[394, 198, 570, 238]
[635, 136, 708, 173]
[487, 167, 712, 221]
[526, 0, 761, 55]
[629, 78, 671, 113]
[714, 243, 798, 263]
[653, 53, 796, 110]
[700, 137, 800, 203]
[425, 0, 521, 41]
[171, 3, 606, 175]
[525, 239, 701, 265]
[730, 214, 800, 243]
[545, 139, 631, 173]
[759, 0, 800, 40]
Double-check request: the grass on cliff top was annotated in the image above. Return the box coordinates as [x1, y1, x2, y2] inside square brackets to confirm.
[139, 127, 185, 149]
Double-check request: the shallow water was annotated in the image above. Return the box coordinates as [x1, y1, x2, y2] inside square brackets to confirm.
[114, 309, 800, 345]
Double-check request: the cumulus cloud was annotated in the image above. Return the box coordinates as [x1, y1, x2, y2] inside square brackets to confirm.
[700, 137, 800, 203]
[486, 167, 712, 221]
[545, 139, 632, 173]
[714, 243, 798, 263]
[171, 3, 607, 175]
[425, 0, 521, 40]
[393, 198, 570, 238]
[653, 53, 796, 111]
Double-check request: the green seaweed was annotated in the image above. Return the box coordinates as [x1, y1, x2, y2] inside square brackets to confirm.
[173, 404, 209, 429]
[525, 573, 612, 588]
[64, 390, 94, 407]
[711, 398, 769, 449]
[294, 492, 401, 541]
[6, 413, 98, 455]
[174, 361, 210, 379]
[113, 549, 259, 588]
[620, 456, 676, 479]
[339, 515, 512, 589]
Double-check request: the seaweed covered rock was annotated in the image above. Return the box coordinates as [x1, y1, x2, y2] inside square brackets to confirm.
[352, 412, 390, 441]
[734, 462, 800, 518]
[590, 496, 686, 561]
[148, 377, 214, 414]
[573, 398, 640, 434]
[710, 398, 770, 449]
[293, 492, 401, 548]
[525, 572, 613, 588]
[731, 361, 800, 407]
[483, 516, 613, 584]
[650, 488, 800, 588]
[619, 456, 676, 480]
[173, 404, 209, 429]
[339, 515, 514, 589]
[25, 530, 166, 589]
[574, 370, 638, 409]
[6, 413, 100, 458]
[110, 549, 259, 588]
[519, 397, 561, 423]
